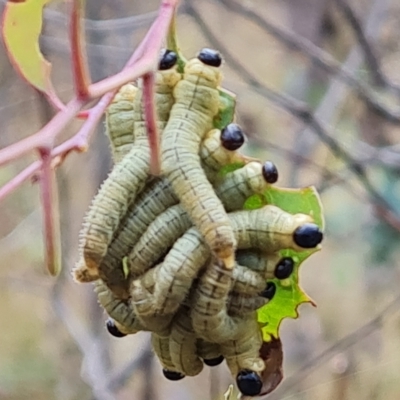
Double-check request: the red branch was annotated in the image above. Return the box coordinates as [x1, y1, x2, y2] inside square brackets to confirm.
[70, 0, 91, 99]
[38, 146, 61, 276]
[0, 0, 180, 274]
[142, 72, 160, 175]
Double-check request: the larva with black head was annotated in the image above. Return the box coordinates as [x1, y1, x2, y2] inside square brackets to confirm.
[161, 49, 237, 269]
[73, 52, 181, 281]
[213, 161, 278, 212]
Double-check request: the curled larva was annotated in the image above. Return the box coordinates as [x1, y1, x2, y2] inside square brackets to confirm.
[151, 334, 177, 373]
[94, 127, 251, 297]
[161, 49, 237, 269]
[214, 161, 278, 212]
[94, 279, 143, 334]
[73, 54, 181, 281]
[128, 204, 190, 278]
[130, 206, 322, 317]
[220, 314, 264, 374]
[191, 258, 250, 343]
[95, 279, 173, 336]
[105, 83, 138, 163]
[168, 307, 204, 376]
[200, 127, 255, 182]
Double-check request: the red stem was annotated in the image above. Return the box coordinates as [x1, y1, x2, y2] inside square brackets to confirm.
[38, 147, 61, 276]
[142, 73, 160, 175]
[70, 0, 91, 99]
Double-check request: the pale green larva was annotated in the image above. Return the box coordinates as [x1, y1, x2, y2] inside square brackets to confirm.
[168, 307, 204, 376]
[73, 53, 181, 281]
[161, 50, 237, 270]
[130, 206, 322, 318]
[105, 83, 138, 164]
[213, 161, 276, 212]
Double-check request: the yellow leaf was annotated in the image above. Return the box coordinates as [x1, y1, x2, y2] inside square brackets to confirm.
[2, 0, 55, 93]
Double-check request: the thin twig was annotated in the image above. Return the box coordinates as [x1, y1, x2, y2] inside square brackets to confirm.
[214, 0, 400, 123]
[70, 0, 91, 99]
[333, 0, 389, 89]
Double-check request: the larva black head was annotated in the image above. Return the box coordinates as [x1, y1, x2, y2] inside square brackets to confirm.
[220, 123, 245, 151]
[162, 369, 185, 381]
[262, 161, 278, 184]
[106, 319, 126, 338]
[260, 282, 276, 300]
[204, 355, 224, 367]
[159, 49, 178, 70]
[293, 223, 323, 248]
[236, 370, 263, 396]
[198, 48, 222, 67]
[274, 257, 294, 280]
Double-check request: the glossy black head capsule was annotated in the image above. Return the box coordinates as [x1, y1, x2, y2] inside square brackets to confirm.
[197, 48, 222, 67]
[293, 223, 323, 249]
[159, 49, 178, 70]
[220, 123, 245, 151]
[236, 370, 263, 396]
[106, 318, 126, 338]
[162, 369, 185, 381]
[274, 257, 294, 280]
[204, 355, 224, 367]
[260, 281, 276, 300]
[262, 161, 278, 184]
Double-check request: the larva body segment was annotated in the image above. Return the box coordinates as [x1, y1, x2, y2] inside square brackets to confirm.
[231, 264, 266, 295]
[161, 57, 237, 268]
[74, 66, 181, 280]
[131, 228, 210, 316]
[228, 293, 268, 317]
[196, 339, 222, 362]
[105, 83, 138, 163]
[169, 307, 204, 376]
[235, 249, 279, 280]
[191, 259, 246, 343]
[151, 333, 177, 372]
[94, 280, 143, 334]
[214, 161, 272, 212]
[128, 204, 191, 278]
[220, 315, 264, 376]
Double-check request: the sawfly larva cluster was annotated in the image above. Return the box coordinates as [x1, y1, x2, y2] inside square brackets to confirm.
[74, 47, 324, 397]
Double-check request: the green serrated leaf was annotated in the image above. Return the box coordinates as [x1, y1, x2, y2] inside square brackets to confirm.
[2, 0, 55, 94]
[246, 185, 324, 341]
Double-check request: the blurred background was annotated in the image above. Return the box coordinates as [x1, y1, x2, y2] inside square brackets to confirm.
[1, 0, 400, 399]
